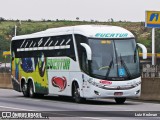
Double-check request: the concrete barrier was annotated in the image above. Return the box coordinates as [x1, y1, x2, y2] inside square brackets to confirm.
[140, 78, 160, 101]
[0, 73, 12, 89]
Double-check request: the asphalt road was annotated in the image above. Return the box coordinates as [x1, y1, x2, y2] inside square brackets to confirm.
[0, 89, 160, 120]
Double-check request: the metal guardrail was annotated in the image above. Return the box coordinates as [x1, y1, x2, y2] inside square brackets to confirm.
[142, 64, 160, 78]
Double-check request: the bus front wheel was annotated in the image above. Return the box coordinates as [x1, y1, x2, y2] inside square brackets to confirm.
[72, 82, 85, 103]
[114, 97, 126, 104]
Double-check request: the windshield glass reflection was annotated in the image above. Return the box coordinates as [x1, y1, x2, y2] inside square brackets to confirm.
[88, 38, 140, 80]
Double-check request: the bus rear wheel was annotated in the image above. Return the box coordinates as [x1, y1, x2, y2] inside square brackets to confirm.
[22, 83, 29, 97]
[28, 81, 44, 98]
[28, 81, 36, 98]
[114, 97, 126, 104]
[72, 82, 85, 103]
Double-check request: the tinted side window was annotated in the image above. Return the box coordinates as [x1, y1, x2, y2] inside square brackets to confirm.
[11, 35, 76, 61]
[75, 34, 88, 73]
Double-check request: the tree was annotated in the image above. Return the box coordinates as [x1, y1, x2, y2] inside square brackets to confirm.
[111, 18, 114, 22]
[0, 17, 5, 21]
[0, 35, 10, 62]
[76, 17, 79, 21]
[27, 19, 32, 22]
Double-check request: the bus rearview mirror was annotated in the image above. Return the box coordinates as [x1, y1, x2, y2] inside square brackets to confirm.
[137, 43, 147, 59]
[80, 43, 92, 60]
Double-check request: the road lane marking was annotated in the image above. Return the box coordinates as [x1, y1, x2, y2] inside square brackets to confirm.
[0, 105, 35, 111]
[16, 97, 42, 102]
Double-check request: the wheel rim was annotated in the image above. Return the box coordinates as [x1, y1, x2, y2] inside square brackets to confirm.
[74, 83, 80, 101]
[74, 88, 80, 98]
[22, 84, 28, 96]
[29, 83, 33, 97]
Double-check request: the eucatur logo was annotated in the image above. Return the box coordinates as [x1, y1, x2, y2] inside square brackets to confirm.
[52, 76, 67, 91]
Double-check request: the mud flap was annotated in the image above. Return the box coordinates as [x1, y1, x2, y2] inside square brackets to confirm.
[12, 78, 21, 92]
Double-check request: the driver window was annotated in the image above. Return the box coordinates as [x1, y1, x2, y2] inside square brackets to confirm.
[81, 48, 89, 73]
[75, 34, 89, 74]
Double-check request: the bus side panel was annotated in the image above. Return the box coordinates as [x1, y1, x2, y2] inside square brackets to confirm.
[35, 57, 49, 94]
[20, 57, 49, 94]
[47, 57, 70, 96]
[47, 57, 81, 96]
[11, 56, 49, 94]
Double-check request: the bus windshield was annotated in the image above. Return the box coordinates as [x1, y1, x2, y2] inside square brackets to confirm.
[88, 38, 140, 80]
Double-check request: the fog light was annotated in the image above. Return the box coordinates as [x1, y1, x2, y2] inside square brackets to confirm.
[94, 90, 100, 96]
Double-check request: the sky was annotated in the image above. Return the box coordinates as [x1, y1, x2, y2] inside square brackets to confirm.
[0, 0, 160, 22]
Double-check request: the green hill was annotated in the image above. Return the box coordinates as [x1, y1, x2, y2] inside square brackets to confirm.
[0, 20, 159, 62]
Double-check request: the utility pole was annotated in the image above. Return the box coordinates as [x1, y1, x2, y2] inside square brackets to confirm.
[15, 25, 17, 36]
[4, 55, 6, 72]
[152, 28, 155, 65]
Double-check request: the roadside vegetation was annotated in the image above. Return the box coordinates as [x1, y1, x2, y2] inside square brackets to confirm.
[0, 17, 160, 62]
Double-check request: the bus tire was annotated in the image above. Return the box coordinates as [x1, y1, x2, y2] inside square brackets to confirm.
[72, 82, 85, 103]
[28, 81, 36, 98]
[22, 82, 29, 97]
[114, 97, 126, 104]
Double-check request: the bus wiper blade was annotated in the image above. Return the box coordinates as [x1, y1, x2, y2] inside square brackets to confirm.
[134, 48, 137, 63]
[120, 55, 132, 79]
[105, 59, 113, 78]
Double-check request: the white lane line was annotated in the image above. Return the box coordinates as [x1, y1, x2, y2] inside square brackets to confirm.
[0, 105, 35, 111]
[16, 98, 42, 102]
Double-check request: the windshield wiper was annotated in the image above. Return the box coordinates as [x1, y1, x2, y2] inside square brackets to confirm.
[120, 55, 132, 79]
[134, 48, 137, 63]
[105, 58, 113, 78]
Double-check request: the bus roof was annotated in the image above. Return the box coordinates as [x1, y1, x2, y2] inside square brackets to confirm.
[12, 25, 134, 40]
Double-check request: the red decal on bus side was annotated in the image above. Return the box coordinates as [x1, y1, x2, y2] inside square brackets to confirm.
[52, 76, 67, 91]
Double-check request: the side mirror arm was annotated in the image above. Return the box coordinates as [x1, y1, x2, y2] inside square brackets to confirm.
[80, 43, 92, 60]
[137, 43, 147, 59]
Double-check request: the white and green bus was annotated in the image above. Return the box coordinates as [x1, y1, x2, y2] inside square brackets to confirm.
[11, 25, 147, 104]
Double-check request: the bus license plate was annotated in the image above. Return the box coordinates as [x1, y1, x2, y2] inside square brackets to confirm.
[114, 92, 123, 96]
